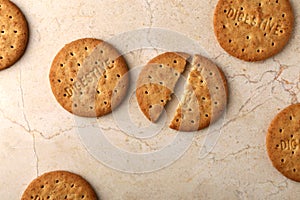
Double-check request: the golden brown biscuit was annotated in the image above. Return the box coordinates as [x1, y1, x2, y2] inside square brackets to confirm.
[21, 171, 98, 200]
[49, 38, 129, 117]
[136, 52, 190, 122]
[169, 55, 228, 132]
[0, 0, 29, 70]
[214, 0, 294, 61]
[267, 103, 300, 182]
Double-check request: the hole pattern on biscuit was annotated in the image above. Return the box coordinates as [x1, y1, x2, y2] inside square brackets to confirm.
[85, 47, 88, 50]
[290, 116, 293, 120]
[58, 79, 61, 83]
[104, 101, 107, 105]
[279, 128, 283, 133]
[282, 13, 285, 18]
[70, 52, 74, 56]
[293, 168, 296, 172]
[205, 114, 209, 118]
[292, 151, 295, 154]
[173, 60, 177, 64]
[281, 159, 284, 163]
[145, 91, 148, 94]
[117, 74, 120, 78]
[14, 30, 17, 33]
[149, 105, 152, 108]
[191, 120, 195, 124]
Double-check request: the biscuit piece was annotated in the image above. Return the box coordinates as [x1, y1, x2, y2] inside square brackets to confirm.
[266, 103, 300, 182]
[21, 170, 98, 200]
[214, 0, 294, 61]
[169, 55, 228, 132]
[49, 38, 129, 117]
[136, 52, 190, 122]
[0, 0, 29, 70]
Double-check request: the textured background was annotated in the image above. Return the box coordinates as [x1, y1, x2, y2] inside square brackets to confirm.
[0, 0, 299, 199]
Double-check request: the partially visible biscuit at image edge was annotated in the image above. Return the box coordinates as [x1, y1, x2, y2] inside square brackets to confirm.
[0, 0, 29, 70]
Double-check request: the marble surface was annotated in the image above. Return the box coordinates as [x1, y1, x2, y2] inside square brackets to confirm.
[0, 0, 300, 199]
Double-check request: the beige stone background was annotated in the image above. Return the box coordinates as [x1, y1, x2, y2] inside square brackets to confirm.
[0, 0, 300, 199]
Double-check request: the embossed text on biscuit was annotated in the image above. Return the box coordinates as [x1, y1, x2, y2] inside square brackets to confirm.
[224, 7, 283, 35]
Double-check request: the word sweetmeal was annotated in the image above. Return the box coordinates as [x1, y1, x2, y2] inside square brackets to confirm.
[225, 7, 283, 36]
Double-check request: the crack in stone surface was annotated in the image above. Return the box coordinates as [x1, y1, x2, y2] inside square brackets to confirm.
[100, 126, 153, 150]
[213, 145, 263, 162]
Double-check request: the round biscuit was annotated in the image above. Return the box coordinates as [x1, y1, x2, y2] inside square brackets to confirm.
[49, 38, 129, 117]
[267, 103, 300, 182]
[21, 170, 98, 200]
[0, 0, 29, 70]
[214, 0, 294, 61]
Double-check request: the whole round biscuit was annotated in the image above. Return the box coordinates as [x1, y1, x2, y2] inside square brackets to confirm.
[49, 38, 129, 117]
[21, 171, 98, 200]
[169, 55, 228, 132]
[0, 0, 29, 70]
[266, 103, 300, 182]
[214, 0, 294, 61]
